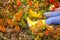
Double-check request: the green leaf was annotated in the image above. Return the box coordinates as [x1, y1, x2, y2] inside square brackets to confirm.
[58, 35, 60, 39]
[22, 0, 27, 5]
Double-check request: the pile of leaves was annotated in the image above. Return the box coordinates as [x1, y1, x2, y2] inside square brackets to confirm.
[0, 0, 60, 40]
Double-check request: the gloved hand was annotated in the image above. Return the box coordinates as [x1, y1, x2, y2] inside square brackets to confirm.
[44, 11, 60, 25]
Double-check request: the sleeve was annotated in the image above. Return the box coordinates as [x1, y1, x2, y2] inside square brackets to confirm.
[44, 11, 60, 18]
[46, 16, 60, 25]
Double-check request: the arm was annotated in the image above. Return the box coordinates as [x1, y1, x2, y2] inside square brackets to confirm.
[44, 11, 60, 18]
[46, 16, 60, 25]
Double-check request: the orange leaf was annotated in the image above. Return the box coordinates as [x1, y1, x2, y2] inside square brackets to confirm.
[17, 0, 22, 6]
[28, 1, 32, 6]
[0, 26, 2, 31]
[0, 19, 4, 24]
[15, 10, 23, 21]
[45, 30, 49, 35]
[15, 26, 20, 32]
[1, 26, 6, 32]
[6, 19, 13, 26]
[0, 25, 5, 32]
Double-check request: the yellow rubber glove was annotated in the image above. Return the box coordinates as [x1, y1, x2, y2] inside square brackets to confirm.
[28, 10, 41, 18]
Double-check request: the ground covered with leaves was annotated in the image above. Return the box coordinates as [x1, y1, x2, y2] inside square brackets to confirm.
[0, 0, 60, 40]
